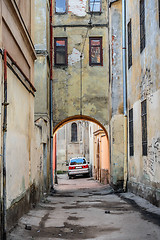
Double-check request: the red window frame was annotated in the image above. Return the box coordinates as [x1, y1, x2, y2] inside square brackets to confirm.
[55, 0, 67, 14]
[89, 0, 102, 13]
[89, 37, 103, 66]
[54, 38, 68, 66]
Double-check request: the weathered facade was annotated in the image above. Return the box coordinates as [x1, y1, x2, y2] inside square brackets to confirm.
[0, 0, 52, 234]
[109, 0, 160, 206]
[34, 0, 51, 193]
[108, 0, 124, 188]
[126, 0, 160, 206]
[52, 0, 109, 131]
[56, 120, 90, 172]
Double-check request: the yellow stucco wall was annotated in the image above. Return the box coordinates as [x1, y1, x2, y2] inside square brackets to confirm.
[126, 0, 160, 205]
[52, 0, 109, 130]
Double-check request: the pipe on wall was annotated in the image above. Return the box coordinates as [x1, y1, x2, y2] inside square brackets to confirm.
[122, 0, 128, 191]
[1, 49, 8, 240]
[50, 0, 54, 189]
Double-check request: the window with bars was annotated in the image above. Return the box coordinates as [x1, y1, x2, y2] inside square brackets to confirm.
[55, 0, 66, 13]
[89, 37, 103, 66]
[129, 108, 134, 156]
[89, 0, 101, 12]
[141, 100, 147, 156]
[128, 20, 132, 69]
[54, 38, 67, 66]
[140, 0, 146, 53]
[71, 123, 77, 142]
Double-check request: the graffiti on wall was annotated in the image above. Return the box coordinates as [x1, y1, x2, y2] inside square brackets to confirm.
[144, 137, 160, 177]
[140, 68, 153, 103]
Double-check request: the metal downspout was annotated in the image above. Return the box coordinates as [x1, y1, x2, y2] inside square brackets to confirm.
[2, 49, 8, 240]
[50, 0, 54, 190]
[122, 0, 128, 191]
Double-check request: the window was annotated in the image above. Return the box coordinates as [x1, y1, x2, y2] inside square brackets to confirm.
[89, 37, 103, 66]
[71, 123, 77, 142]
[141, 100, 147, 156]
[54, 38, 67, 66]
[55, 0, 66, 13]
[89, 0, 101, 12]
[140, 0, 145, 52]
[128, 19, 132, 69]
[129, 109, 134, 156]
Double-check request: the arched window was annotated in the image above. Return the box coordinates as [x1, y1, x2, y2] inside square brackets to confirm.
[71, 123, 77, 142]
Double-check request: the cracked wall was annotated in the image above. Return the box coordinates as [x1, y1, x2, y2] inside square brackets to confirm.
[126, 0, 160, 206]
[52, 0, 109, 130]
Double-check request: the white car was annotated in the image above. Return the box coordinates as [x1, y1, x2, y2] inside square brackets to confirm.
[68, 157, 90, 179]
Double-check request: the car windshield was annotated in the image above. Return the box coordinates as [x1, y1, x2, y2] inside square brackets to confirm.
[70, 158, 86, 165]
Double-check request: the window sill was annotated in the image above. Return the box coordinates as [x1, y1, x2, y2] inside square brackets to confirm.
[54, 65, 68, 69]
[55, 12, 67, 15]
[87, 11, 102, 15]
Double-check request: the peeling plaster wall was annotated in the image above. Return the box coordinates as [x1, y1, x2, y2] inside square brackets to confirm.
[53, 0, 109, 130]
[34, 0, 50, 192]
[109, 1, 124, 187]
[126, 0, 160, 206]
[68, 0, 87, 17]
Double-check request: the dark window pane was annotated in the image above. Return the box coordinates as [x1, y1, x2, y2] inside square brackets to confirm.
[140, 0, 145, 52]
[56, 0, 66, 13]
[129, 108, 134, 156]
[56, 51, 66, 64]
[71, 123, 77, 142]
[128, 19, 132, 69]
[55, 38, 67, 66]
[141, 100, 147, 156]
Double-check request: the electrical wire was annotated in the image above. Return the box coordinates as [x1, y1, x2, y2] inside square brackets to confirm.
[80, 0, 97, 115]
[81, 0, 97, 55]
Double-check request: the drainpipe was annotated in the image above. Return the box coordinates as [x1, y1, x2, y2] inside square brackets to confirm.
[50, 0, 54, 190]
[122, 0, 128, 191]
[2, 49, 8, 240]
[54, 133, 58, 184]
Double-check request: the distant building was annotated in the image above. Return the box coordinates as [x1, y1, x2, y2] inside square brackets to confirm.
[56, 121, 90, 172]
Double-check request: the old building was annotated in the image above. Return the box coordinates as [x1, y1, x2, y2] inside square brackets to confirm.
[109, 0, 160, 206]
[91, 122, 110, 184]
[52, 0, 112, 186]
[108, 0, 124, 188]
[52, 0, 109, 128]
[34, 0, 51, 193]
[0, 0, 52, 236]
[125, 0, 160, 206]
[56, 120, 90, 173]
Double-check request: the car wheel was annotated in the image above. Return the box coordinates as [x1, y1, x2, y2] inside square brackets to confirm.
[69, 175, 71, 179]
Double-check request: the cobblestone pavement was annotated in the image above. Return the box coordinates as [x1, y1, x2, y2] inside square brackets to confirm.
[8, 174, 160, 240]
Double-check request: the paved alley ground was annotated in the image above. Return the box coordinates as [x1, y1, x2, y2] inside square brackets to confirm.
[8, 174, 160, 240]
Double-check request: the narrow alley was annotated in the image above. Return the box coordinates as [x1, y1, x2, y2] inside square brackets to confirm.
[8, 175, 160, 240]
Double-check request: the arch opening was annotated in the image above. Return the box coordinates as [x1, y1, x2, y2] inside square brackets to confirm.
[52, 115, 110, 185]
